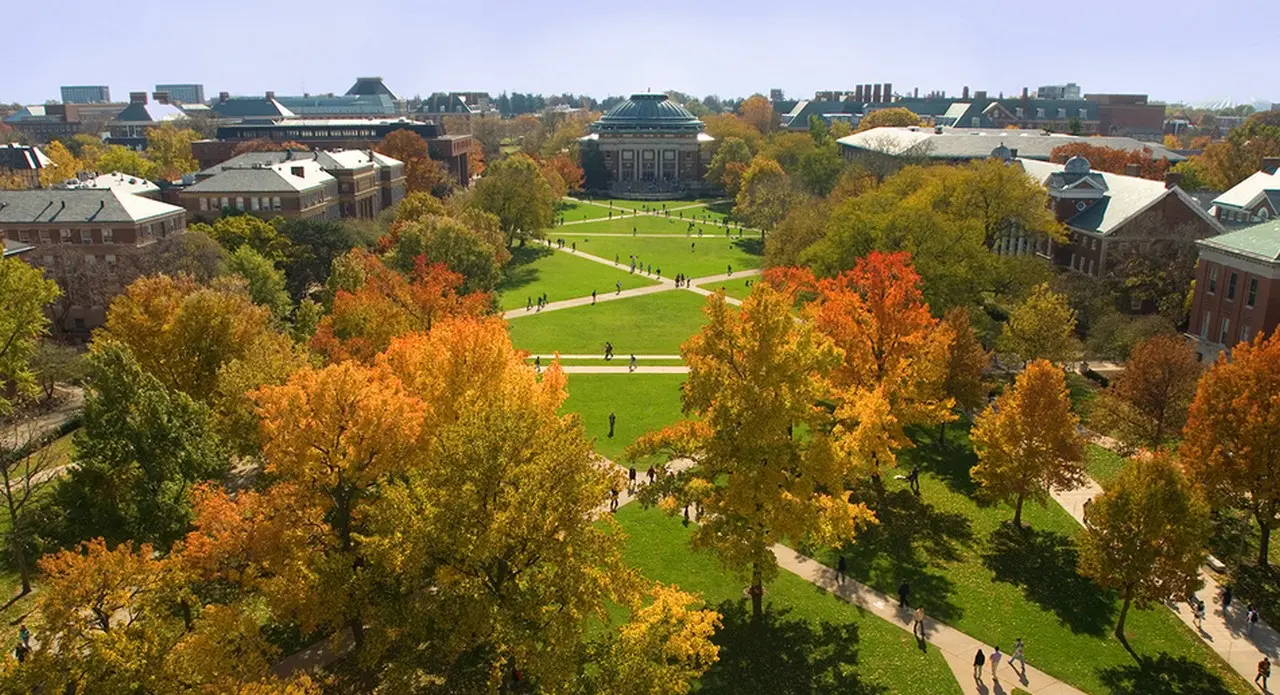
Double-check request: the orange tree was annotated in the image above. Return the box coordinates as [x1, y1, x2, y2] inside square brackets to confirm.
[1091, 334, 1201, 449]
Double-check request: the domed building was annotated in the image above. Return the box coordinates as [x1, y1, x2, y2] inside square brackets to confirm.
[580, 93, 715, 198]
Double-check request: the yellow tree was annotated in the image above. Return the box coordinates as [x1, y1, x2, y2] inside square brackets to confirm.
[705, 136, 753, 196]
[145, 123, 199, 180]
[0, 258, 60, 413]
[971, 359, 1085, 528]
[1182, 330, 1280, 567]
[1092, 334, 1201, 449]
[1079, 454, 1209, 640]
[999, 283, 1079, 364]
[738, 94, 776, 134]
[628, 285, 873, 619]
[733, 155, 802, 234]
[36, 140, 81, 187]
[855, 107, 921, 132]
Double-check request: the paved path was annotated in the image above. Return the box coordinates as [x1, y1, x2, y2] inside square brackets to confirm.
[527, 354, 682, 360]
[558, 366, 689, 374]
[1049, 477, 1279, 687]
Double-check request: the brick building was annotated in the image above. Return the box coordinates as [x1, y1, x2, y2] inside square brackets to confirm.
[190, 149, 405, 219]
[0, 188, 187, 332]
[1085, 94, 1166, 141]
[1187, 219, 1280, 359]
[3, 103, 128, 142]
[179, 158, 339, 222]
[1208, 158, 1280, 228]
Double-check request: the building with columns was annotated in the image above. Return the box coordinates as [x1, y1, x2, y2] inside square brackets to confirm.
[580, 93, 714, 199]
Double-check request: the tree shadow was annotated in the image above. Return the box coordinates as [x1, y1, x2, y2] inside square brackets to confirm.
[732, 238, 765, 257]
[496, 246, 553, 293]
[982, 524, 1114, 636]
[837, 482, 972, 623]
[1097, 653, 1236, 695]
[902, 425, 982, 498]
[697, 600, 888, 695]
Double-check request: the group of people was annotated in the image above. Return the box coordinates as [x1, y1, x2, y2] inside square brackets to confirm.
[972, 640, 1026, 682]
[526, 292, 551, 312]
[674, 274, 692, 288]
[551, 238, 576, 251]
[607, 463, 671, 514]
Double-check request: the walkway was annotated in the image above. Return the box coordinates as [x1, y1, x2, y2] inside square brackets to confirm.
[1049, 476, 1280, 686]
[558, 366, 689, 374]
[527, 354, 682, 360]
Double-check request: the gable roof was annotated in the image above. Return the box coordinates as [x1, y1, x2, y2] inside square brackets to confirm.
[211, 97, 297, 120]
[64, 171, 161, 196]
[186, 160, 334, 193]
[196, 149, 400, 180]
[0, 188, 183, 224]
[0, 144, 52, 171]
[1198, 219, 1280, 262]
[1211, 169, 1280, 210]
[113, 101, 186, 124]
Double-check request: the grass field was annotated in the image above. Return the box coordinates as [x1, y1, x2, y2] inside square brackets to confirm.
[615, 504, 961, 694]
[528, 357, 683, 366]
[799, 425, 1252, 695]
[509, 290, 710, 355]
[696, 276, 758, 301]
[560, 234, 763, 280]
[497, 246, 659, 310]
[564, 213, 736, 236]
[562, 373, 687, 465]
[555, 199, 616, 222]
[1084, 444, 1126, 488]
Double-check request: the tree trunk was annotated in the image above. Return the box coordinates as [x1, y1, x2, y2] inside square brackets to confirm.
[938, 421, 947, 448]
[349, 614, 365, 652]
[1013, 493, 1025, 529]
[750, 564, 763, 620]
[1259, 518, 1272, 569]
[13, 539, 29, 596]
[1115, 591, 1133, 642]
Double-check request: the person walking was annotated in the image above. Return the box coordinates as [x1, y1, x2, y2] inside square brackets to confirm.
[592, 289, 597, 305]
[836, 556, 847, 585]
[973, 648, 986, 680]
[605, 341, 614, 360]
[1012, 638, 1025, 674]
[1249, 605, 1260, 638]
[18, 624, 29, 649]
[646, 466, 655, 483]
[990, 646, 1003, 679]
[727, 264, 733, 276]
[898, 581, 910, 608]
[629, 354, 637, 373]
[572, 242, 577, 252]
[628, 466, 637, 493]
[1258, 657, 1271, 691]
[616, 280, 622, 295]
[1223, 584, 1234, 612]
[527, 296, 533, 312]
[608, 412, 616, 439]
[534, 356, 541, 373]
[609, 488, 619, 512]
[906, 465, 921, 495]
[1194, 598, 1206, 629]
[913, 606, 926, 640]
[1082, 497, 1093, 527]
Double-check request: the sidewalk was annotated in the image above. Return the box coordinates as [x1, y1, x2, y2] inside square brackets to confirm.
[559, 366, 688, 374]
[501, 280, 674, 320]
[527, 354, 682, 360]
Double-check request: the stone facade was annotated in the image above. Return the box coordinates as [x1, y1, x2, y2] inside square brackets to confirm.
[582, 93, 713, 199]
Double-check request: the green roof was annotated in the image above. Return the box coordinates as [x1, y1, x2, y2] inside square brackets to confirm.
[590, 93, 703, 134]
[1199, 219, 1280, 262]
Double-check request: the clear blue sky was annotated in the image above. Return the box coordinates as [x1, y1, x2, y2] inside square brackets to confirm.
[7, 0, 1277, 107]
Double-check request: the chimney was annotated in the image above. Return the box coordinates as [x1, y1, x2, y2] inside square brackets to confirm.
[1262, 156, 1280, 174]
[872, 84, 882, 103]
[129, 91, 148, 104]
[974, 90, 987, 101]
[1009, 148, 1018, 159]
[884, 83, 892, 102]
[266, 91, 276, 100]
[855, 85, 864, 102]
[914, 87, 919, 98]
[291, 166, 305, 179]
[864, 84, 873, 103]
[1022, 86, 1029, 100]
[1165, 171, 1183, 189]
[962, 86, 970, 100]
[219, 91, 230, 102]
[153, 91, 169, 104]
[1125, 163, 1141, 177]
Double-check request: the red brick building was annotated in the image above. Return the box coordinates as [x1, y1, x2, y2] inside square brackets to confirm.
[1208, 158, 1280, 228]
[1188, 219, 1280, 359]
[1084, 94, 1167, 141]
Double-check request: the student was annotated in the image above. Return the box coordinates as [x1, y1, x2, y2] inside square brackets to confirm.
[913, 606, 926, 639]
[906, 465, 921, 495]
[605, 341, 614, 360]
[1259, 657, 1271, 691]
[836, 556, 847, 584]
[534, 356, 541, 372]
[1249, 605, 1261, 638]
[608, 412, 616, 439]
[1012, 638, 1025, 673]
[628, 466, 637, 492]
[973, 648, 985, 679]
[629, 354, 637, 373]
[1223, 585, 1234, 612]
[526, 297, 533, 311]
[616, 280, 622, 295]
[990, 646, 1003, 678]
[898, 581, 910, 608]
[592, 289, 597, 305]
[609, 488, 619, 512]
[646, 466, 656, 483]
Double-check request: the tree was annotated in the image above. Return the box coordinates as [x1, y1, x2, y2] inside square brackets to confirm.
[471, 152, 556, 248]
[1049, 143, 1172, 181]
[955, 158, 1062, 248]
[93, 144, 157, 180]
[734, 155, 802, 234]
[0, 421, 61, 594]
[145, 123, 199, 180]
[939, 308, 990, 440]
[377, 129, 451, 195]
[627, 286, 873, 619]
[999, 283, 1079, 364]
[1184, 112, 1280, 190]
[705, 136, 753, 196]
[0, 259, 60, 412]
[855, 107, 921, 132]
[1092, 334, 1200, 449]
[738, 95, 776, 134]
[1182, 330, 1280, 567]
[702, 114, 763, 155]
[198, 215, 292, 264]
[971, 359, 1085, 528]
[37, 140, 80, 187]
[54, 341, 229, 547]
[310, 250, 490, 363]
[765, 199, 831, 268]
[386, 214, 507, 293]
[540, 152, 585, 195]
[29, 341, 85, 403]
[1079, 454, 1209, 640]
[227, 246, 292, 317]
[276, 218, 363, 299]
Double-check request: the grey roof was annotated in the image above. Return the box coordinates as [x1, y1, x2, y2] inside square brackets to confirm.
[196, 149, 399, 179]
[590, 94, 703, 134]
[185, 160, 334, 193]
[113, 101, 186, 124]
[345, 77, 398, 99]
[0, 144, 52, 171]
[211, 97, 297, 120]
[837, 127, 1186, 162]
[64, 171, 161, 196]
[0, 188, 184, 224]
[1212, 169, 1280, 209]
[1198, 219, 1280, 262]
[2, 238, 34, 257]
[275, 94, 398, 117]
[782, 99, 860, 129]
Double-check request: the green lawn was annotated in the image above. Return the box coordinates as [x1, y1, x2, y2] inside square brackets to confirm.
[497, 246, 658, 310]
[560, 234, 763, 280]
[563, 213, 735, 237]
[1066, 372, 1100, 422]
[695, 276, 758, 301]
[528, 357, 683, 366]
[509, 290, 710, 356]
[615, 504, 961, 694]
[1084, 444, 1126, 488]
[799, 425, 1252, 695]
[562, 373, 687, 465]
[555, 199, 616, 222]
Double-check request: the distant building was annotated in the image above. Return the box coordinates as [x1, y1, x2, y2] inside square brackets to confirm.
[187, 149, 404, 220]
[1085, 94, 1166, 141]
[0, 144, 53, 189]
[1188, 219, 1280, 359]
[4, 103, 127, 142]
[1037, 83, 1083, 101]
[180, 158, 338, 222]
[106, 92, 188, 150]
[0, 188, 188, 333]
[837, 126, 1185, 165]
[579, 93, 714, 199]
[63, 171, 162, 199]
[1208, 158, 1280, 228]
[60, 85, 111, 104]
[155, 84, 205, 105]
[418, 92, 496, 121]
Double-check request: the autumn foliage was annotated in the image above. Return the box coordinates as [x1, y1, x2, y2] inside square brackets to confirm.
[1050, 143, 1173, 180]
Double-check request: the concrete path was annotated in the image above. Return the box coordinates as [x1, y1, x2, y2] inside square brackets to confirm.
[502, 280, 673, 320]
[527, 354, 682, 360]
[772, 544, 1087, 695]
[558, 366, 689, 374]
[1049, 477, 1280, 686]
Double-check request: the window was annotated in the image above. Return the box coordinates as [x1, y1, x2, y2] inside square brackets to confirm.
[221, 197, 229, 210]
[1248, 278, 1258, 307]
[1079, 108, 1088, 120]
[102, 228, 112, 243]
[272, 197, 281, 211]
[199, 197, 208, 211]
[1220, 317, 1230, 344]
[1015, 107, 1024, 118]
[60, 229, 71, 242]
[1200, 311, 1210, 339]
[38, 230, 49, 243]
[235, 197, 244, 211]
[251, 197, 260, 211]
[1241, 325, 1251, 343]
[1036, 108, 1046, 119]
[1227, 272, 1238, 300]
[1057, 108, 1067, 119]
[971, 117, 981, 127]
[1087, 259, 1095, 276]
[17, 231, 29, 243]
[105, 254, 116, 266]
[1208, 266, 1218, 293]
[1130, 295, 1143, 311]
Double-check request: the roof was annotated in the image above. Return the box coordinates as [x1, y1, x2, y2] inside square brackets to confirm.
[345, 77, 398, 99]
[0, 188, 184, 224]
[590, 93, 704, 134]
[275, 94, 398, 116]
[64, 171, 160, 196]
[0, 144, 52, 171]
[197, 149, 400, 179]
[837, 127, 1185, 162]
[782, 99, 860, 129]
[1018, 158, 1217, 236]
[212, 97, 297, 120]
[1198, 219, 1280, 262]
[2, 238, 33, 257]
[1211, 169, 1280, 209]
[185, 160, 334, 193]
[113, 101, 186, 124]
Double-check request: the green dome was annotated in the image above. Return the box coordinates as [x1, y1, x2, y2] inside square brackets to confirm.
[591, 93, 703, 134]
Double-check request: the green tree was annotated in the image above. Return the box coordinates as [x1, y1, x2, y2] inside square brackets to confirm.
[855, 107, 921, 132]
[734, 155, 802, 235]
[999, 283, 1079, 364]
[94, 144, 157, 179]
[276, 218, 363, 300]
[1079, 454, 1209, 640]
[704, 136, 753, 196]
[54, 342, 229, 548]
[387, 215, 505, 293]
[227, 246, 292, 317]
[0, 258, 60, 413]
[196, 215, 291, 263]
[471, 153, 555, 248]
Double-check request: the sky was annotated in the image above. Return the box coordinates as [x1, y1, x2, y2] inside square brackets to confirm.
[6, 0, 1278, 107]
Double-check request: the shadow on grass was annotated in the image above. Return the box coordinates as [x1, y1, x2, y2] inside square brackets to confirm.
[902, 425, 982, 498]
[1097, 653, 1236, 695]
[732, 238, 764, 257]
[496, 246, 553, 294]
[697, 600, 887, 695]
[982, 524, 1114, 636]
[839, 482, 972, 623]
